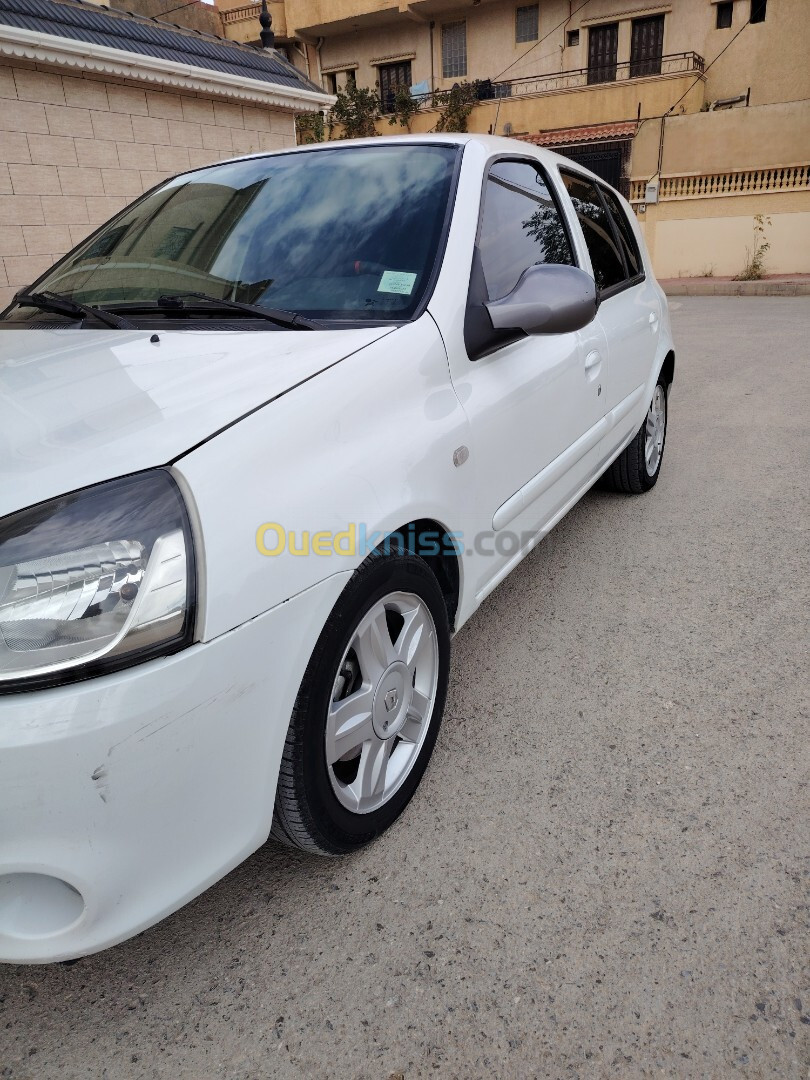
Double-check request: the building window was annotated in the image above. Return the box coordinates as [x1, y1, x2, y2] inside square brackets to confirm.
[750, 0, 767, 22]
[442, 21, 467, 78]
[324, 70, 356, 95]
[587, 23, 618, 84]
[567, 29, 580, 47]
[630, 14, 664, 78]
[378, 60, 412, 113]
[716, 2, 733, 28]
[515, 4, 539, 43]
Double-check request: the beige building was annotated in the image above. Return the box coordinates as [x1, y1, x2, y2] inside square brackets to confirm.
[0, 0, 331, 308]
[219, 0, 810, 278]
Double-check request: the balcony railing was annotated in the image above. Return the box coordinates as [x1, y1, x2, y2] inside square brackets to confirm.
[222, 5, 257, 23]
[630, 164, 810, 203]
[414, 52, 705, 107]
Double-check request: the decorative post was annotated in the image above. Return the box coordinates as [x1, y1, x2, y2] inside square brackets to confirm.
[259, 0, 275, 49]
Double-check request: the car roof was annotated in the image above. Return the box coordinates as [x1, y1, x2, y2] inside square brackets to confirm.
[169, 132, 611, 198]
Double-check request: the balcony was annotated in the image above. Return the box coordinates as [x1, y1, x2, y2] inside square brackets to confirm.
[221, 0, 288, 43]
[414, 52, 705, 107]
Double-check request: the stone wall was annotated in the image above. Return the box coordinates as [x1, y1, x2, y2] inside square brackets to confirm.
[0, 59, 296, 308]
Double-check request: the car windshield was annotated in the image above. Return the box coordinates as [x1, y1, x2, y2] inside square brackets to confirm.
[3, 143, 460, 325]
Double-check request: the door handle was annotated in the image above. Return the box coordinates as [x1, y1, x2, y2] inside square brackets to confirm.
[649, 311, 659, 331]
[585, 350, 602, 371]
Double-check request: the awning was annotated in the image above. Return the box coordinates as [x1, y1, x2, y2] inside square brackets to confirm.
[518, 121, 639, 147]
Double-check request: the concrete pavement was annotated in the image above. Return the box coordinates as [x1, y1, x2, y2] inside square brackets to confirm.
[0, 297, 808, 1079]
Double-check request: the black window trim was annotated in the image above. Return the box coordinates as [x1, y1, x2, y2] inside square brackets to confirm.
[464, 152, 581, 361]
[716, 1, 734, 29]
[595, 179, 646, 292]
[558, 166, 646, 301]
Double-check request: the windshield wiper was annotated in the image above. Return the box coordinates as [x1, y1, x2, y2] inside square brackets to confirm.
[147, 292, 318, 330]
[13, 290, 135, 329]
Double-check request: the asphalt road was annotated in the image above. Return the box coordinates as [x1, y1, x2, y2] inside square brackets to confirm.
[1, 298, 808, 1079]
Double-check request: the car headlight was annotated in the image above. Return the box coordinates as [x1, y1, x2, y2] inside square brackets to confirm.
[0, 470, 195, 692]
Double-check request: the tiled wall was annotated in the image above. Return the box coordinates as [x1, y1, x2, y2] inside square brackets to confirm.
[0, 60, 297, 308]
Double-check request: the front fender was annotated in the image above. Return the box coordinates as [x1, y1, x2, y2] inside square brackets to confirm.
[176, 315, 475, 642]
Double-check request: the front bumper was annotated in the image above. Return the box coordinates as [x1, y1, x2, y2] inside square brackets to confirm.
[0, 572, 350, 964]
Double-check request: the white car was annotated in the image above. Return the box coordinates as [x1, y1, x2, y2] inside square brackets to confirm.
[0, 134, 674, 962]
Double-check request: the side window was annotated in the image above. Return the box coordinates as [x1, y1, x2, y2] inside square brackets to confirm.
[599, 186, 642, 279]
[478, 160, 574, 301]
[560, 172, 625, 293]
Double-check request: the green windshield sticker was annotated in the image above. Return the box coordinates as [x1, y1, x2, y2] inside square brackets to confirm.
[378, 270, 417, 295]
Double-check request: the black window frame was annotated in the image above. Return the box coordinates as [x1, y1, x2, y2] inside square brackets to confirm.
[597, 183, 644, 283]
[465, 154, 580, 360]
[750, 0, 767, 22]
[716, 2, 734, 29]
[587, 22, 619, 84]
[567, 28, 580, 47]
[559, 168, 645, 302]
[377, 60, 413, 113]
[629, 14, 665, 78]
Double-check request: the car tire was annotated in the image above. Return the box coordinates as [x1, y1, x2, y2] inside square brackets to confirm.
[599, 379, 668, 494]
[271, 545, 451, 855]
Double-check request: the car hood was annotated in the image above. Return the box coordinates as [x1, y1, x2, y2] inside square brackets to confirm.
[0, 326, 395, 517]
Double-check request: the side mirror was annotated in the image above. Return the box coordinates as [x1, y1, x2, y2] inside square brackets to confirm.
[484, 263, 598, 336]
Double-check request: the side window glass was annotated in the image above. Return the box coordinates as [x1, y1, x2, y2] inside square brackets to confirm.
[560, 172, 626, 293]
[478, 161, 574, 301]
[600, 186, 642, 278]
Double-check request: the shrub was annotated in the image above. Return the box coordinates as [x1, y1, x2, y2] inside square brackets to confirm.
[734, 215, 772, 281]
[295, 112, 325, 145]
[329, 85, 381, 139]
[387, 83, 422, 132]
[433, 82, 478, 133]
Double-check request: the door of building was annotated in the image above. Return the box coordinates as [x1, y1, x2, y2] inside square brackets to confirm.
[588, 23, 618, 83]
[378, 61, 412, 113]
[630, 15, 664, 78]
[554, 140, 630, 199]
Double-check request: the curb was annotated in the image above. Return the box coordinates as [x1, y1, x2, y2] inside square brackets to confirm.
[661, 280, 810, 297]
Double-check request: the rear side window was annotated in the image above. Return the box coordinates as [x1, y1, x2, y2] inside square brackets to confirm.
[478, 160, 574, 300]
[599, 186, 642, 278]
[560, 172, 625, 293]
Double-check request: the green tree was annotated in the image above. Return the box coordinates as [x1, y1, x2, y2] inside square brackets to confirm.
[434, 82, 478, 133]
[329, 85, 381, 139]
[388, 83, 422, 133]
[295, 112, 325, 145]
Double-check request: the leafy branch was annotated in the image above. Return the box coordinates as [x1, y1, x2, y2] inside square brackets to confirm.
[328, 85, 381, 139]
[387, 83, 422, 132]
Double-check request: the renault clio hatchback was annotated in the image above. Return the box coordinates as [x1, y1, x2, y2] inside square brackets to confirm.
[0, 135, 674, 961]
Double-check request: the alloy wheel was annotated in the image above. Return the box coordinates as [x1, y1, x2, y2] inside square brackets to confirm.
[325, 591, 439, 815]
[644, 384, 667, 477]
